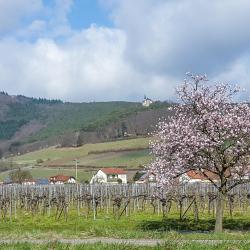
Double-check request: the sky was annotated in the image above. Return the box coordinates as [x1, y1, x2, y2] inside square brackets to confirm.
[0, 0, 250, 102]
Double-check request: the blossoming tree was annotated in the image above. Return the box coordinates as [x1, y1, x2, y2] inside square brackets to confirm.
[150, 74, 250, 232]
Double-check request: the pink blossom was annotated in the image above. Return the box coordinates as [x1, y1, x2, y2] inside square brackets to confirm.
[149, 73, 250, 193]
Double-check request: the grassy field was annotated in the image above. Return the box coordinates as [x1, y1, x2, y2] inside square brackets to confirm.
[1, 241, 250, 250]
[12, 137, 150, 165]
[0, 242, 154, 250]
[0, 211, 250, 249]
[55, 149, 152, 168]
[0, 208, 250, 240]
[0, 208, 249, 249]
[0, 137, 151, 182]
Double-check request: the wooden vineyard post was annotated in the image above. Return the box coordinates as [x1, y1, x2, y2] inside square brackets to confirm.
[14, 187, 17, 219]
[126, 196, 129, 217]
[157, 199, 160, 216]
[228, 194, 234, 218]
[107, 186, 110, 215]
[179, 196, 183, 220]
[77, 185, 80, 217]
[100, 188, 103, 211]
[9, 187, 12, 222]
[193, 196, 199, 222]
[92, 187, 96, 220]
[48, 186, 51, 216]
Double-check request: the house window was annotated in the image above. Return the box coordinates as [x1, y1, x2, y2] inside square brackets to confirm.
[149, 175, 155, 182]
[108, 174, 118, 179]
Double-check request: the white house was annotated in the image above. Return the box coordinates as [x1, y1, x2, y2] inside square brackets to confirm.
[90, 168, 127, 184]
[142, 96, 153, 107]
[22, 179, 36, 185]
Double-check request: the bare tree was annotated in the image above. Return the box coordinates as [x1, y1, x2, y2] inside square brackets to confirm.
[9, 168, 33, 184]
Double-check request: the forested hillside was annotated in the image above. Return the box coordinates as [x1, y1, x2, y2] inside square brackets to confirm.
[0, 92, 172, 156]
[0, 93, 139, 140]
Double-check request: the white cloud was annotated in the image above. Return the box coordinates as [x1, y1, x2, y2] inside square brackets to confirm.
[0, 26, 166, 102]
[0, 0, 43, 33]
[216, 54, 250, 100]
[107, 0, 250, 76]
[46, 0, 74, 38]
[17, 20, 47, 38]
[1, 0, 250, 101]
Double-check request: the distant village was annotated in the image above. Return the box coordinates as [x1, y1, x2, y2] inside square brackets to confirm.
[1, 167, 218, 186]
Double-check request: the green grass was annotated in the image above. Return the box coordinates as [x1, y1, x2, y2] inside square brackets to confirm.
[0, 209, 250, 249]
[1, 242, 250, 250]
[0, 209, 250, 241]
[62, 149, 152, 168]
[0, 189, 249, 249]
[12, 137, 150, 165]
[0, 242, 158, 250]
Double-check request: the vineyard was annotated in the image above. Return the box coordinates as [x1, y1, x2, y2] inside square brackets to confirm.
[0, 183, 250, 224]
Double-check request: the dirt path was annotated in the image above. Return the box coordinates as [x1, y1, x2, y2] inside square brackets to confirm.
[0, 238, 249, 246]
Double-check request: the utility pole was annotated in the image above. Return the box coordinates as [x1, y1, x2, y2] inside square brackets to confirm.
[74, 159, 79, 179]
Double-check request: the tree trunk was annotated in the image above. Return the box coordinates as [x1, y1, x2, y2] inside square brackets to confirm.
[214, 191, 224, 233]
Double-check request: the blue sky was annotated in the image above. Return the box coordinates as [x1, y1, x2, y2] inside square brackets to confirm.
[0, 0, 250, 102]
[68, 0, 112, 29]
[42, 0, 112, 30]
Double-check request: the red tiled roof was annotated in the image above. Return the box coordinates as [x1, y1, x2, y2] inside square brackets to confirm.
[101, 168, 126, 175]
[186, 170, 218, 180]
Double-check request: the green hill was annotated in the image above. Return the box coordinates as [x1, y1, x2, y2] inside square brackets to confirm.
[0, 93, 141, 142]
[0, 92, 172, 156]
[0, 137, 152, 182]
[12, 137, 150, 165]
[0, 92, 172, 182]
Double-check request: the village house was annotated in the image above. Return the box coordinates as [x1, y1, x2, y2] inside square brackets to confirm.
[36, 178, 50, 185]
[49, 175, 76, 184]
[180, 170, 218, 184]
[22, 179, 36, 185]
[90, 168, 127, 184]
[135, 172, 157, 184]
[142, 96, 153, 107]
[3, 176, 14, 185]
